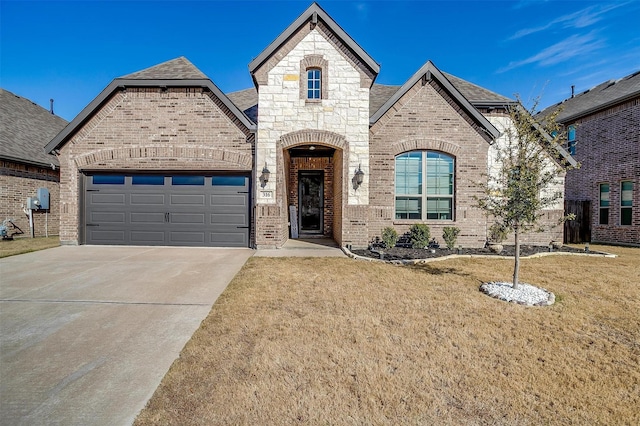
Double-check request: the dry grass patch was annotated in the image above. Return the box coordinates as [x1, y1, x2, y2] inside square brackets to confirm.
[136, 245, 639, 425]
[0, 236, 60, 258]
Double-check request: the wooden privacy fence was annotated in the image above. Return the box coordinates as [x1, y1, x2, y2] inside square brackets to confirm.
[564, 200, 591, 243]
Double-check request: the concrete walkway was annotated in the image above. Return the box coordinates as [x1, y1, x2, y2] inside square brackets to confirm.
[0, 246, 253, 426]
[254, 238, 347, 257]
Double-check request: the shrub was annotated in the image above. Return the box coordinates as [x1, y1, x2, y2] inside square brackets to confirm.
[488, 222, 508, 243]
[381, 227, 398, 249]
[442, 226, 461, 250]
[409, 224, 431, 249]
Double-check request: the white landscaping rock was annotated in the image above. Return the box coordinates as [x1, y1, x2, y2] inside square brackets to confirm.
[480, 281, 555, 306]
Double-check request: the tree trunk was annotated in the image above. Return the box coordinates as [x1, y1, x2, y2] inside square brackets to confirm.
[513, 224, 520, 289]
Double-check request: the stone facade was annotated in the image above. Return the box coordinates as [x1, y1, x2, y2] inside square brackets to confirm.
[56, 87, 253, 244]
[0, 161, 60, 238]
[253, 23, 371, 248]
[564, 98, 639, 245]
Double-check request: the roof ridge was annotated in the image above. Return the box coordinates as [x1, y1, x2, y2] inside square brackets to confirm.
[119, 56, 208, 80]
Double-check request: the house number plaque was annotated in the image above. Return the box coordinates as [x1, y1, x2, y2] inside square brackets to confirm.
[260, 191, 273, 199]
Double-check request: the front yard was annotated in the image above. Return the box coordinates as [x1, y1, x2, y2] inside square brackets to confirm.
[0, 236, 60, 258]
[135, 245, 639, 425]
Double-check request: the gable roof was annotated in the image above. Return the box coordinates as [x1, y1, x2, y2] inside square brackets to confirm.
[0, 88, 67, 168]
[248, 2, 379, 81]
[46, 57, 256, 154]
[369, 60, 501, 141]
[443, 73, 513, 106]
[544, 70, 640, 123]
[226, 75, 512, 124]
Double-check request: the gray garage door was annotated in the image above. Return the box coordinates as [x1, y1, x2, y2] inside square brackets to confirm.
[85, 174, 250, 247]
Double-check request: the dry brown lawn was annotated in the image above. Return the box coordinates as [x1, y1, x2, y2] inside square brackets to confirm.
[135, 245, 639, 425]
[0, 236, 60, 258]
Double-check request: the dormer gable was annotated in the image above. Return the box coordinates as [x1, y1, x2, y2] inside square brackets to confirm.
[370, 60, 501, 143]
[248, 2, 379, 89]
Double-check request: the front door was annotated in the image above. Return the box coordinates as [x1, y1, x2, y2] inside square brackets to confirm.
[298, 171, 323, 234]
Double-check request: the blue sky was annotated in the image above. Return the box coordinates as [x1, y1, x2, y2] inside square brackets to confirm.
[2, 0, 639, 122]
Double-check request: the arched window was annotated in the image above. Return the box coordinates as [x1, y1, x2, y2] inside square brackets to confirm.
[307, 68, 321, 100]
[395, 151, 454, 220]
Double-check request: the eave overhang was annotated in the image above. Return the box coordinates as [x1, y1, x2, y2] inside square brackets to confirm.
[1, 154, 59, 170]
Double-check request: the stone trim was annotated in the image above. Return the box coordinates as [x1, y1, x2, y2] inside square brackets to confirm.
[300, 55, 328, 101]
[74, 147, 253, 170]
[391, 139, 462, 156]
[279, 129, 347, 151]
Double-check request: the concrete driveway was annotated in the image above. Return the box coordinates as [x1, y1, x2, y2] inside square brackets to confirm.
[0, 245, 253, 426]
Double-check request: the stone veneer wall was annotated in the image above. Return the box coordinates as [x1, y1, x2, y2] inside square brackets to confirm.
[563, 98, 639, 245]
[0, 160, 60, 238]
[254, 24, 371, 248]
[57, 87, 253, 245]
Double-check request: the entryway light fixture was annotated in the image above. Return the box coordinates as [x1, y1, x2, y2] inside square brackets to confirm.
[261, 163, 271, 186]
[355, 164, 365, 187]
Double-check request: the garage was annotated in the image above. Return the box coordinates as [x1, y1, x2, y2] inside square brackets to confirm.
[84, 174, 250, 247]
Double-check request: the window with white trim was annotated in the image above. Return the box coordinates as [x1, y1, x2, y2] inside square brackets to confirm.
[621, 181, 633, 226]
[395, 151, 454, 220]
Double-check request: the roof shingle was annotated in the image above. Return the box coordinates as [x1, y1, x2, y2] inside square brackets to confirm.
[120, 57, 208, 80]
[544, 70, 640, 123]
[0, 89, 68, 167]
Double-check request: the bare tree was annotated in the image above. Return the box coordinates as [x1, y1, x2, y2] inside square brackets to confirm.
[476, 97, 576, 289]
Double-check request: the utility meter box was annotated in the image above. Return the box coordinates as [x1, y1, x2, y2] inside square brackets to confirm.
[36, 188, 50, 209]
[27, 197, 40, 210]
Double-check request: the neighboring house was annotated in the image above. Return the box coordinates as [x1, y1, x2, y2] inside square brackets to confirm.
[543, 71, 639, 246]
[0, 88, 68, 237]
[46, 2, 571, 249]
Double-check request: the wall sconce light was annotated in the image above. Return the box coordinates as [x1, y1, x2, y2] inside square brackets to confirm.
[261, 163, 270, 186]
[355, 164, 365, 187]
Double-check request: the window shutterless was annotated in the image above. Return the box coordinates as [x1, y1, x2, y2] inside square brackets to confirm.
[395, 151, 454, 220]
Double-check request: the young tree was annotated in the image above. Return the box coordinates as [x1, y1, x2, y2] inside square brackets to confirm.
[476, 97, 576, 289]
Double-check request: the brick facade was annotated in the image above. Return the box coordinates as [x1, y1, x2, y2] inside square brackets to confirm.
[49, 5, 571, 249]
[0, 161, 60, 238]
[287, 156, 335, 236]
[369, 78, 490, 247]
[564, 98, 639, 245]
[56, 87, 253, 244]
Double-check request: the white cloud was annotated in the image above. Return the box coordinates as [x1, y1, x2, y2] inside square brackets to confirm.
[508, 3, 628, 40]
[498, 32, 605, 73]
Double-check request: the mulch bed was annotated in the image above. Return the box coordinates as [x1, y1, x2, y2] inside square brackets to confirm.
[352, 244, 594, 261]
